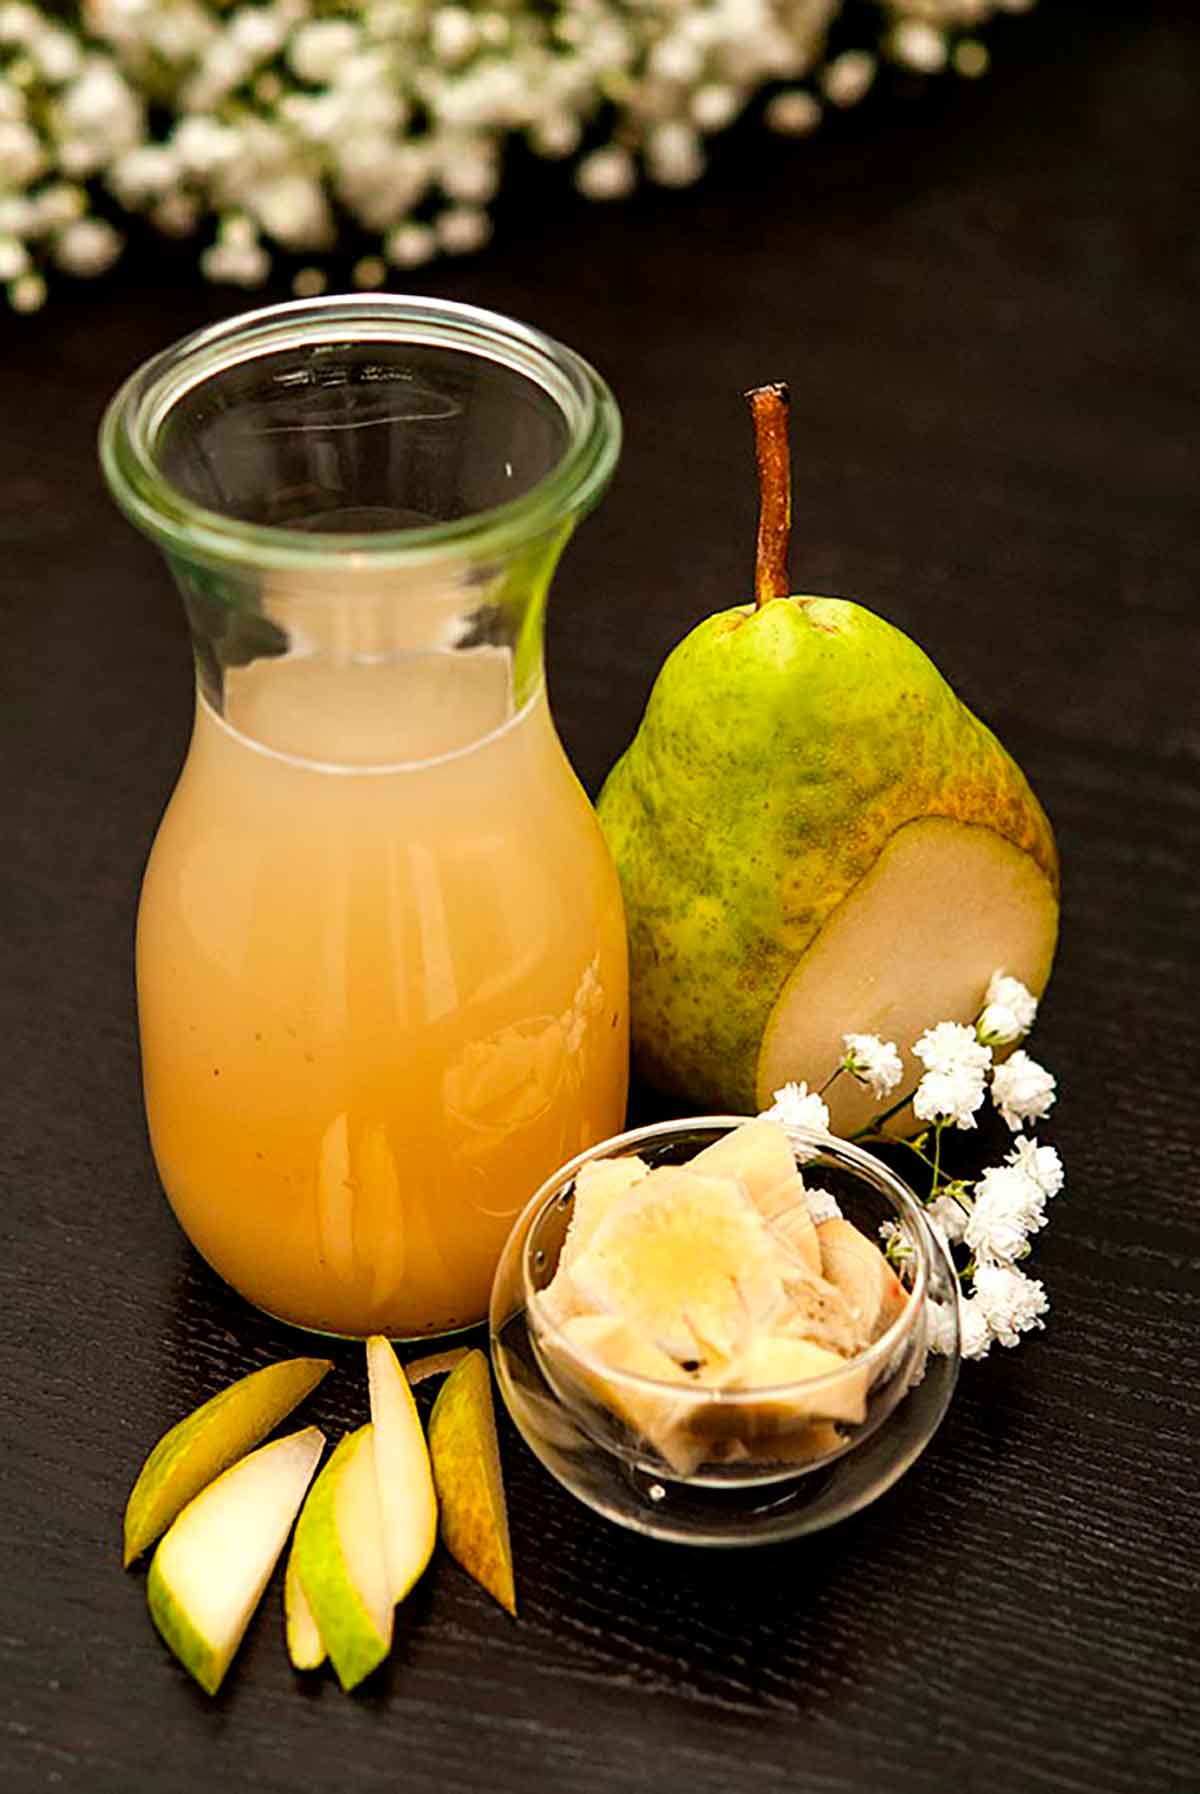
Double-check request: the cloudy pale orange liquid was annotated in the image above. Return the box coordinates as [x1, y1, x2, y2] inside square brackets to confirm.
[137, 653, 628, 1336]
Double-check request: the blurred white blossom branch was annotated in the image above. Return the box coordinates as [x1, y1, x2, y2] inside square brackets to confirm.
[0, 0, 1036, 311]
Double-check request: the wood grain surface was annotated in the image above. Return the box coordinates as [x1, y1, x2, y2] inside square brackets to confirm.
[2, 4, 1197, 1791]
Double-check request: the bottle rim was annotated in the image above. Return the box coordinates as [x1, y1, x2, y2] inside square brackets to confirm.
[98, 294, 622, 572]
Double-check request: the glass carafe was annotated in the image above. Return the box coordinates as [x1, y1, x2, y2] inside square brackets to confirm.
[100, 296, 627, 1339]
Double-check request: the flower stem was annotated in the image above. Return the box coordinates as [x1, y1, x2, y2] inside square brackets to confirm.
[851, 1085, 917, 1140]
[818, 1063, 844, 1098]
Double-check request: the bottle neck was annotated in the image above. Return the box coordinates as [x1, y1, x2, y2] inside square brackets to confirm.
[169, 524, 567, 767]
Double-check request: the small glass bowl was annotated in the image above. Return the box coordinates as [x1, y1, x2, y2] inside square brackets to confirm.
[489, 1116, 961, 1545]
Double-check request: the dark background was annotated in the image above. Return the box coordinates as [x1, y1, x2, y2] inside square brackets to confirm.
[2, 3, 1197, 1790]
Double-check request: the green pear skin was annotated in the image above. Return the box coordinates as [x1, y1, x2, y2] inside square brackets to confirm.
[597, 596, 1059, 1116]
[123, 1356, 332, 1566]
[292, 1426, 393, 1692]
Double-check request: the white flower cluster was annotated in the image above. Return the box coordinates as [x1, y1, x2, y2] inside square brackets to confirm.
[762, 967, 1063, 1364]
[0, 0, 1034, 311]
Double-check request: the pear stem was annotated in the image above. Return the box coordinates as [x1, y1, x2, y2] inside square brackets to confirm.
[746, 382, 792, 608]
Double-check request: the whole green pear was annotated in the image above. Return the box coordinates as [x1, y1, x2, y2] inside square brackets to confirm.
[597, 594, 1060, 1135]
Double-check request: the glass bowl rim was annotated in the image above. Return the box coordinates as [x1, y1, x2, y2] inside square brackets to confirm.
[98, 293, 622, 574]
[510, 1113, 934, 1406]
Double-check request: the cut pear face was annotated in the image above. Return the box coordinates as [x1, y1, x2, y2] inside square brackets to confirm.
[428, 1351, 516, 1617]
[757, 817, 1059, 1135]
[292, 1425, 393, 1692]
[147, 1426, 324, 1696]
[123, 1356, 332, 1566]
[284, 1545, 326, 1672]
[365, 1337, 438, 1606]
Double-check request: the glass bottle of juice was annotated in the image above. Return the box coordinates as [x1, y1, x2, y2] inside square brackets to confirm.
[100, 297, 627, 1338]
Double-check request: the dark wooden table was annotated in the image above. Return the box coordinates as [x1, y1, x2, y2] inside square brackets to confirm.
[3, 4, 1197, 1790]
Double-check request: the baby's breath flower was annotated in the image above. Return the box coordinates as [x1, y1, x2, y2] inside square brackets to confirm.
[248, 171, 333, 251]
[690, 83, 739, 134]
[913, 1063, 987, 1129]
[958, 1298, 992, 1360]
[887, 21, 948, 74]
[53, 214, 123, 276]
[200, 232, 269, 287]
[927, 1192, 968, 1245]
[1006, 1136, 1063, 1198]
[842, 1032, 903, 1100]
[972, 1262, 1048, 1347]
[0, 232, 29, 278]
[879, 1218, 915, 1266]
[766, 1080, 831, 1135]
[766, 89, 822, 136]
[977, 970, 1038, 1045]
[0, 117, 45, 187]
[352, 252, 388, 288]
[574, 145, 636, 201]
[803, 1187, 841, 1226]
[7, 0, 1041, 308]
[925, 1297, 959, 1355]
[434, 203, 492, 255]
[914, 1021, 992, 1077]
[385, 219, 436, 267]
[991, 1049, 1057, 1131]
[963, 1163, 1045, 1264]
[821, 49, 876, 108]
[646, 120, 705, 188]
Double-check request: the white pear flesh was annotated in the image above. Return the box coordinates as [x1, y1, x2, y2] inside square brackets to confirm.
[817, 1217, 908, 1346]
[284, 1546, 325, 1672]
[688, 1117, 797, 1200]
[366, 1337, 438, 1606]
[292, 1425, 393, 1692]
[147, 1426, 324, 1695]
[548, 1313, 704, 1478]
[757, 817, 1059, 1135]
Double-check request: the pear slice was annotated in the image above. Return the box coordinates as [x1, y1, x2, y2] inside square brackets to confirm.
[689, 1116, 797, 1200]
[284, 1544, 326, 1672]
[817, 1216, 909, 1346]
[365, 1337, 438, 1606]
[770, 1246, 861, 1356]
[123, 1356, 332, 1566]
[690, 1121, 823, 1270]
[428, 1350, 516, 1617]
[404, 1346, 471, 1387]
[677, 1339, 866, 1458]
[758, 816, 1059, 1135]
[758, 1172, 822, 1273]
[292, 1426, 393, 1691]
[723, 1335, 869, 1426]
[146, 1426, 324, 1695]
[569, 1167, 786, 1362]
[560, 1154, 650, 1271]
[537, 1154, 651, 1330]
[550, 1314, 703, 1478]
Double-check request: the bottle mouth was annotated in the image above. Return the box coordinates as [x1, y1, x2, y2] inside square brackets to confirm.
[99, 295, 622, 572]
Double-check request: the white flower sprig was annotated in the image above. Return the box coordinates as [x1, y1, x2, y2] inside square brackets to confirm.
[1, 1, 1035, 312]
[764, 969, 1062, 1361]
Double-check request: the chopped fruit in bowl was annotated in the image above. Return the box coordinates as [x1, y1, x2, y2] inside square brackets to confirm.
[489, 1118, 961, 1545]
